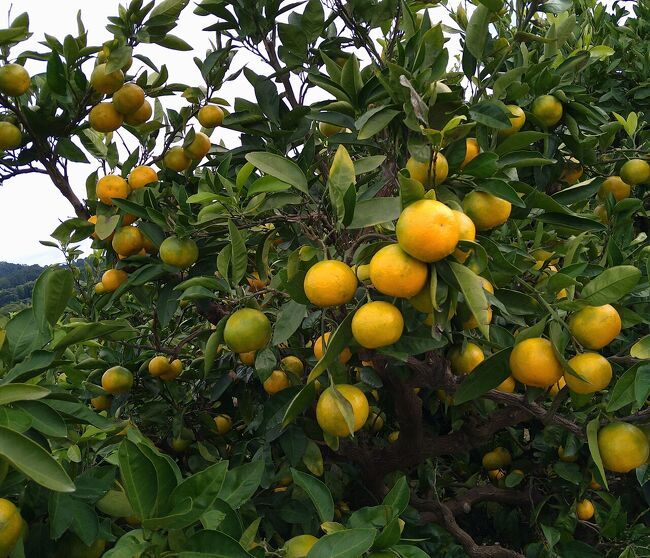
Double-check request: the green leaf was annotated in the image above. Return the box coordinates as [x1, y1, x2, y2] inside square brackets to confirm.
[553, 461, 581, 484]
[447, 262, 490, 338]
[180, 530, 253, 558]
[586, 418, 608, 491]
[453, 348, 512, 405]
[306, 528, 375, 558]
[246, 176, 290, 197]
[462, 152, 499, 178]
[218, 460, 264, 509]
[245, 152, 309, 195]
[356, 107, 400, 140]
[328, 145, 356, 225]
[354, 156, 386, 175]
[3, 350, 55, 384]
[204, 331, 222, 376]
[469, 101, 512, 129]
[393, 545, 431, 558]
[348, 197, 401, 229]
[272, 300, 306, 345]
[46, 53, 66, 95]
[465, 4, 491, 61]
[476, 178, 526, 207]
[383, 476, 409, 517]
[282, 382, 317, 427]
[0, 425, 74, 492]
[291, 468, 334, 523]
[50, 320, 134, 350]
[158, 34, 192, 50]
[118, 440, 159, 519]
[631, 335, 650, 360]
[580, 265, 641, 305]
[227, 220, 247, 286]
[0, 384, 50, 406]
[495, 131, 547, 155]
[13, 400, 67, 438]
[307, 313, 355, 383]
[32, 267, 73, 332]
[148, 0, 190, 20]
[634, 363, 650, 408]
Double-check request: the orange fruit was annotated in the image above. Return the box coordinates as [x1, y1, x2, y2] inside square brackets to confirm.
[89, 102, 123, 132]
[620, 158, 650, 185]
[313, 332, 352, 363]
[247, 272, 268, 292]
[148, 355, 171, 377]
[531, 95, 563, 127]
[576, 499, 595, 521]
[459, 277, 494, 330]
[409, 284, 434, 313]
[223, 308, 272, 353]
[303, 260, 357, 307]
[396, 199, 459, 262]
[112, 226, 144, 257]
[560, 158, 583, 185]
[351, 301, 404, 349]
[280, 356, 304, 376]
[214, 414, 232, 435]
[319, 122, 345, 137]
[90, 395, 112, 411]
[0, 64, 30, 96]
[112, 83, 145, 115]
[316, 384, 369, 437]
[122, 213, 138, 225]
[284, 535, 319, 558]
[452, 210, 476, 262]
[198, 105, 224, 127]
[594, 204, 608, 224]
[263, 370, 291, 394]
[0, 122, 21, 149]
[509, 337, 563, 388]
[184, 131, 211, 160]
[598, 176, 630, 202]
[482, 447, 511, 469]
[124, 99, 152, 126]
[369, 244, 428, 298]
[163, 146, 192, 172]
[405, 153, 448, 188]
[549, 376, 566, 397]
[598, 422, 649, 473]
[565, 352, 612, 394]
[90, 63, 124, 94]
[101, 269, 128, 292]
[569, 304, 621, 350]
[463, 191, 512, 230]
[448, 342, 484, 375]
[239, 351, 256, 366]
[159, 236, 199, 269]
[96, 175, 130, 205]
[461, 138, 480, 169]
[101, 365, 134, 394]
[496, 376, 516, 393]
[0, 499, 22, 558]
[128, 165, 158, 189]
[161, 359, 182, 381]
[498, 105, 525, 137]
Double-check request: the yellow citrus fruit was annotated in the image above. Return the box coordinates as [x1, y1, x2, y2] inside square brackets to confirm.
[90, 63, 124, 94]
[239, 351, 256, 366]
[112, 83, 145, 115]
[96, 174, 130, 205]
[101, 269, 128, 292]
[560, 158, 583, 185]
[148, 355, 171, 377]
[452, 210, 476, 262]
[319, 122, 345, 137]
[214, 414, 232, 435]
[565, 352, 612, 394]
[56, 532, 106, 558]
[351, 301, 404, 349]
[576, 499, 595, 521]
[598, 422, 649, 473]
[366, 408, 385, 432]
[488, 469, 506, 481]
[558, 446, 578, 463]
[124, 99, 152, 125]
[112, 226, 144, 257]
[224, 308, 272, 353]
[0, 499, 22, 558]
[313, 332, 352, 363]
[598, 176, 630, 202]
[281, 356, 304, 376]
[0, 64, 30, 96]
[89, 102, 123, 132]
[569, 304, 621, 350]
[284, 534, 319, 558]
[496, 376, 516, 393]
[369, 244, 428, 298]
[354, 264, 371, 282]
[128, 165, 158, 189]
[101, 365, 134, 394]
[620, 158, 650, 185]
[198, 105, 224, 127]
[531, 95, 563, 127]
[304, 260, 357, 307]
[459, 277, 494, 330]
[263, 370, 291, 394]
[159, 236, 199, 269]
[388, 431, 400, 443]
[448, 342, 484, 375]
[499, 105, 526, 137]
[482, 447, 511, 469]
[405, 153, 448, 188]
[0, 122, 21, 149]
[463, 191, 512, 230]
[163, 145, 192, 172]
[461, 138, 480, 169]
[549, 376, 566, 397]
[594, 204, 608, 224]
[94, 282, 106, 294]
[316, 384, 369, 437]
[396, 199, 459, 262]
[90, 395, 112, 411]
[409, 284, 434, 314]
[184, 131, 211, 160]
[509, 337, 563, 388]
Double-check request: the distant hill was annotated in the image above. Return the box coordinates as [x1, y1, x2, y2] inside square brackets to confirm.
[0, 261, 45, 314]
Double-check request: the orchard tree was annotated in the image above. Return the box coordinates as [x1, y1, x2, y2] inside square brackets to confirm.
[0, 0, 649, 557]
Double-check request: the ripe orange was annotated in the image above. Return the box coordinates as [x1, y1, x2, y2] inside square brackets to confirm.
[90, 63, 124, 94]
[159, 236, 199, 269]
[0, 122, 21, 149]
[509, 337, 563, 388]
[303, 260, 357, 307]
[565, 352, 612, 394]
[163, 145, 192, 172]
[112, 226, 144, 257]
[531, 95, 563, 127]
[281, 356, 304, 376]
[369, 244, 428, 298]
[620, 158, 650, 185]
[214, 414, 232, 435]
[263, 370, 291, 394]
[198, 105, 224, 127]
[576, 499, 595, 521]
[499, 105, 525, 137]
[461, 138, 480, 169]
[184, 131, 211, 160]
[452, 210, 476, 263]
[101, 365, 134, 394]
[448, 342, 484, 375]
[351, 301, 404, 349]
[463, 191, 512, 230]
[96, 175, 130, 206]
[594, 204, 608, 224]
[148, 355, 171, 377]
[90, 395, 112, 411]
[405, 153, 448, 188]
[569, 304, 621, 350]
[316, 385, 369, 437]
[496, 376, 516, 393]
[158, 359, 182, 382]
[560, 158, 583, 185]
[223, 308, 272, 353]
[124, 100, 152, 126]
[598, 176, 630, 202]
[396, 199, 459, 262]
[239, 351, 256, 366]
[0, 64, 30, 96]
[319, 122, 345, 137]
[598, 422, 649, 473]
[101, 269, 128, 292]
[313, 332, 352, 363]
[112, 83, 145, 115]
[0, 499, 23, 558]
[284, 534, 319, 558]
[128, 165, 158, 189]
[482, 447, 511, 469]
[89, 102, 123, 132]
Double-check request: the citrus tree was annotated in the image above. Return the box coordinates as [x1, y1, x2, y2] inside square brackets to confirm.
[0, 0, 649, 557]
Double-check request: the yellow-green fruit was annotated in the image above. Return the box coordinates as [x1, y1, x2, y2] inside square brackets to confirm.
[96, 489, 134, 517]
[90, 63, 124, 95]
[0, 64, 31, 96]
[620, 158, 650, 185]
[112, 83, 145, 115]
[482, 447, 511, 469]
[124, 100, 152, 126]
[351, 301, 404, 349]
[198, 105, 224, 127]
[280, 356, 304, 376]
[0, 499, 22, 557]
[576, 499, 595, 521]
[184, 131, 211, 160]
[531, 95, 563, 127]
[405, 153, 449, 188]
[89, 102, 123, 133]
[223, 308, 272, 353]
[319, 122, 345, 137]
[598, 422, 649, 473]
[598, 176, 630, 202]
[509, 337, 563, 388]
[565, 352, 612, 394]
[163, 146, 192, 172]
[284, 535, 319, 558]
[0, 122, 22, 150]
[159, 236, 199, 270]
[498, 105, 525, 137]
[56, 532, 106, 558]
[316, 384, 369, 437]
[214, 414, 232, 435]
[448, 342, 484, 375]
[569, 304, 621, 350]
